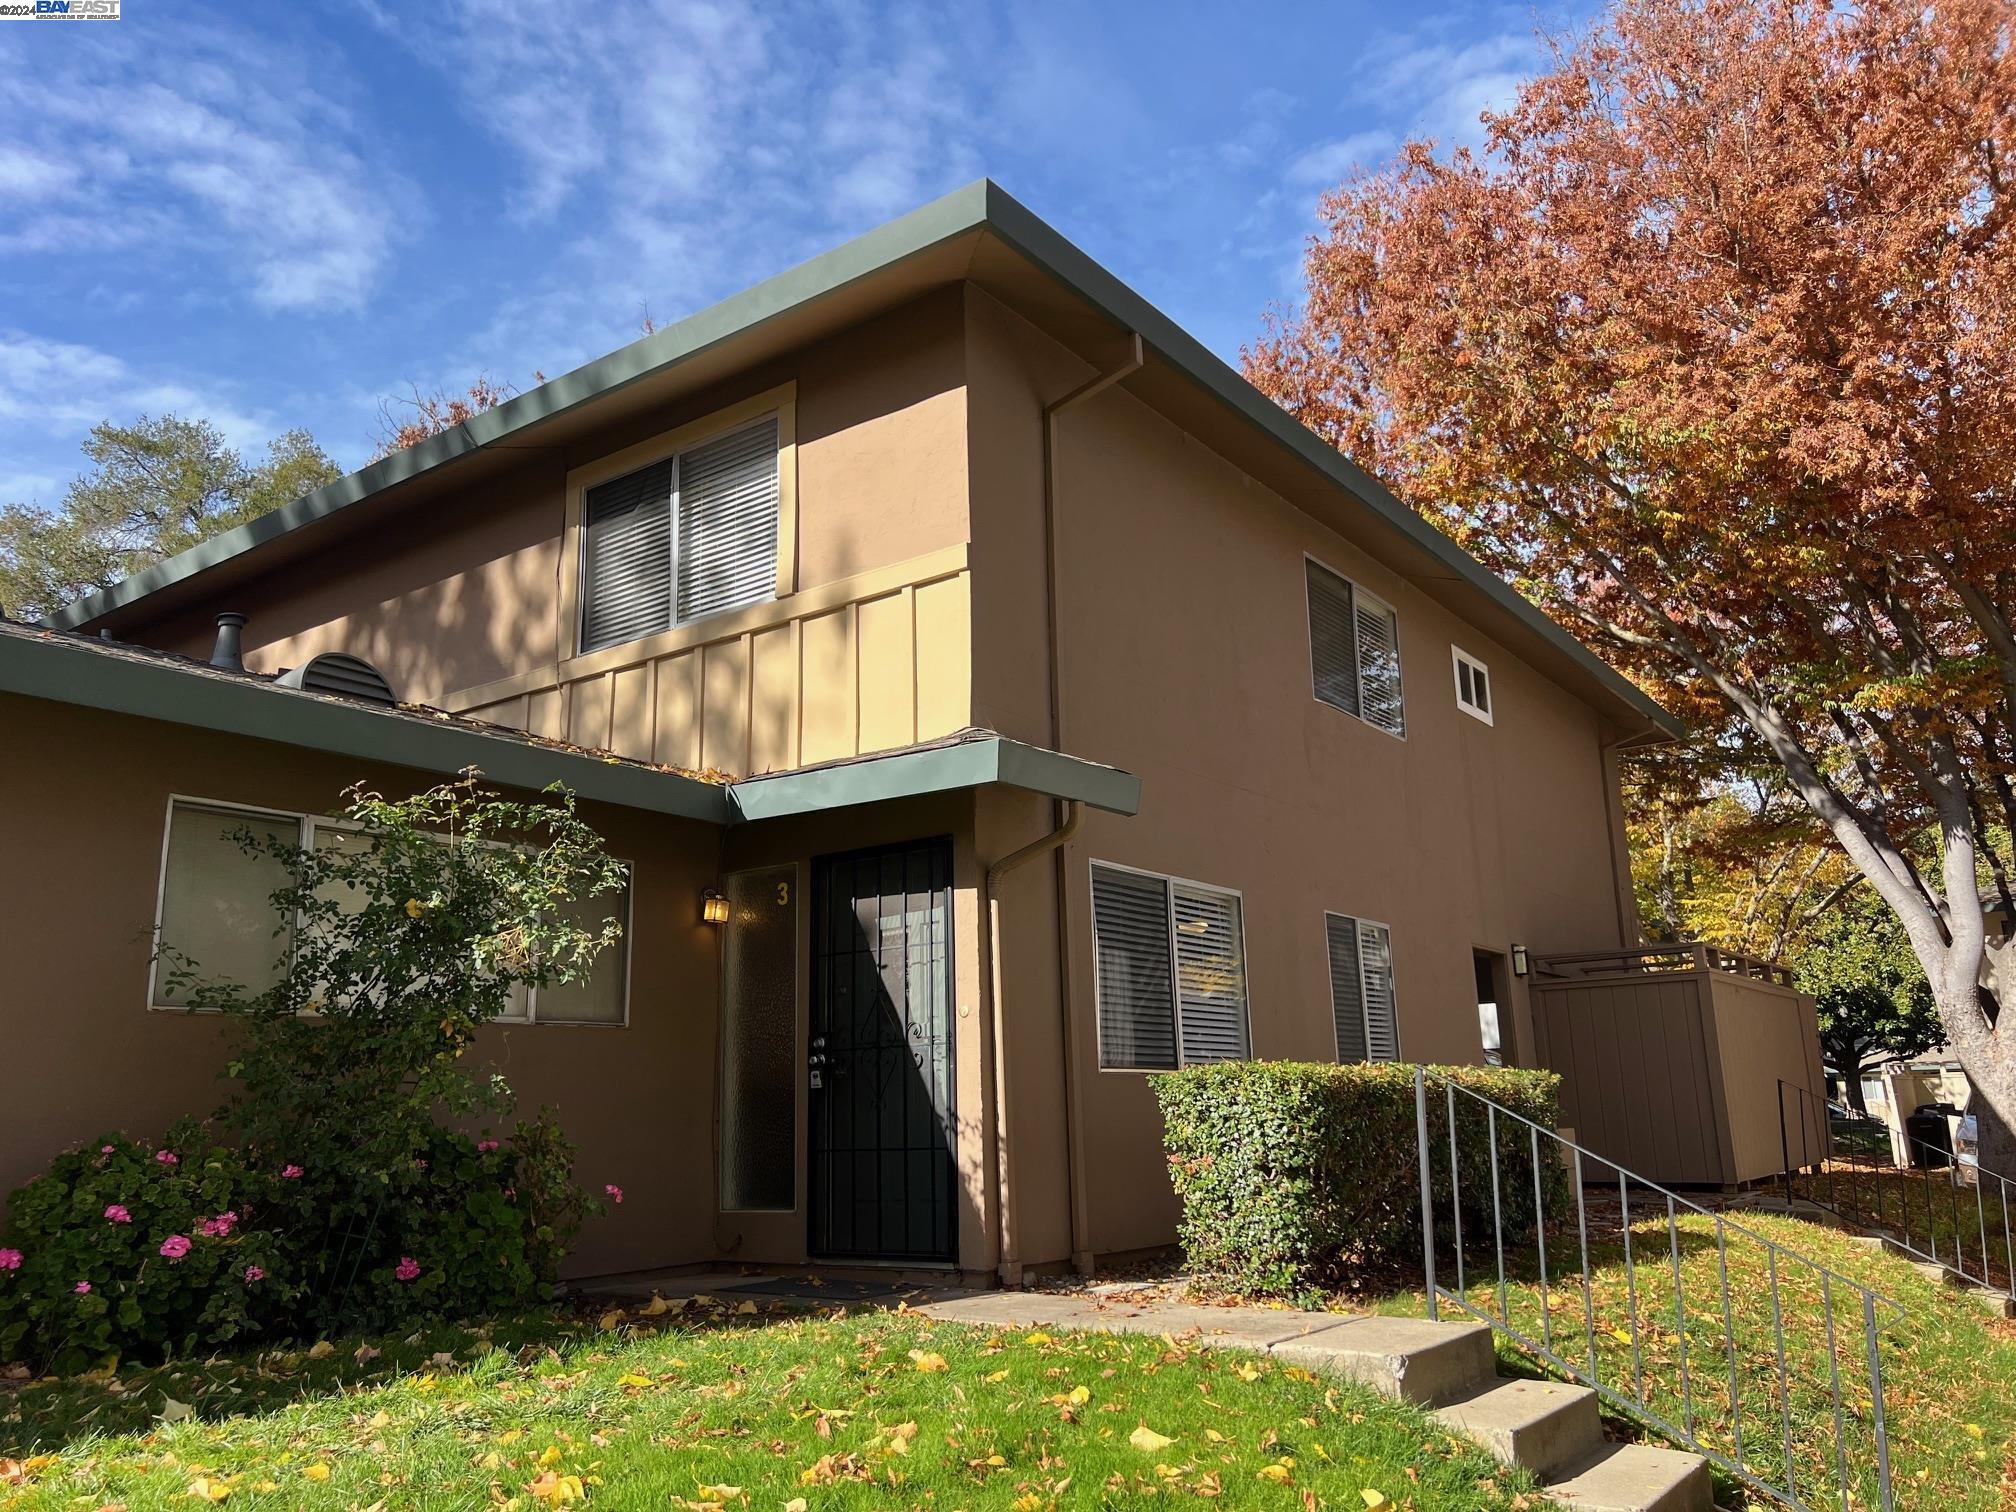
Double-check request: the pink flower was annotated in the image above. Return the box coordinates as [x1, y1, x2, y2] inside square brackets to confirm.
[476, 1139, 499, 1153]
[394, 1256, 421, 1282]
[100, 1144, 115, 1155]
[604, 1184, 623, 1205]
[159, 1235, 191, 1260]
[413, 1159, 428, 1171]
[74, 1280, 91, 1294]
[503, 1187, 516, 1202]
[155, 1149, 178, 1166]
[198, 1211, 238, 1238]
[104, 1204, 132, 1224]
[243, 1265, 265, 1283]
[0, 1249, 21, 1271]
[280, 1164, 304, 1180]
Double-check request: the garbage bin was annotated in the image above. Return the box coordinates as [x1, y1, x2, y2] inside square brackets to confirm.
[1906, 1104, 1955, 1168]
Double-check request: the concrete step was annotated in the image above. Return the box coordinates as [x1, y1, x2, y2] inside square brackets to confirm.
[1270, 1314, 1495, 1404]
[1544, 1442, 1714, 1511]
[1431, 1377, 1602, 1478]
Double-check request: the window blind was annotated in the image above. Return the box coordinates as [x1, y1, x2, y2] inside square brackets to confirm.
[1174, 885, 1248, 1063]
[677, 416, 780, 622]
[1307, 559, 1405, 735]
[1092, 865, 1176, 1070]
[1327, 912, 1398, 1063]
[580, 458, 674, 653]
[578, 414, 780, 652]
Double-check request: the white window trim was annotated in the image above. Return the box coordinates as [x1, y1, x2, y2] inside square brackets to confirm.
[1303, 551, 1407, 742]
[148, 794, 633, 1027]
[561, 384, 797, 662]
[1452, 645, 1494, 725]
[1324, 910, 1401, 1063]
[1089, 858, 1253, 1074]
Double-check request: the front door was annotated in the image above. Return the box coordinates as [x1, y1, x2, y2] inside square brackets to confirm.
[808, 838, 956, 1263]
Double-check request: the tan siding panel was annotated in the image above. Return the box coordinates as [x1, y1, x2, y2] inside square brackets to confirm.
[527, 688, 566, 741]
[857, 590, 915, 756]
[568, 672, 612, 751]
[914, 573, 969, 739]
[701, 636, 751, 777]
[609, 663, 654, 759]
[653, 652, 701, 771]
[748, 625, 797, 776]
[799, 608, 856, 765]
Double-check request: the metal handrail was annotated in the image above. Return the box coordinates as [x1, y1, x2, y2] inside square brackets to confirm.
[1415, 1067, 1899, 1511]
[1777, 1078, 2015, 1302]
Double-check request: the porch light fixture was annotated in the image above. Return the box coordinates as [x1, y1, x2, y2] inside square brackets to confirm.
[1511, 943, 1530, 978]
[702, 890, 730, 925]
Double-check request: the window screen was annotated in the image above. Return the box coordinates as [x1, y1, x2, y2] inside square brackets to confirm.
[1326, 912, 1398, 1063]
[1307, 559, 1405, 735]
[153, 802, 298, 1007]
[579, 415, 780, 652]
[535, 868, 631, 1026]
[1093, 865, 1249, 1070]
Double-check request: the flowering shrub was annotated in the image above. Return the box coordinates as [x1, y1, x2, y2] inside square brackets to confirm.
[1, 776, 624, 1369]
[0, 1124, 291, 1374]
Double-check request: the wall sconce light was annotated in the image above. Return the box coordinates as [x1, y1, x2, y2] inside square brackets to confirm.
[1510, 943, 1530, 978]
[702, 890, 730, 925]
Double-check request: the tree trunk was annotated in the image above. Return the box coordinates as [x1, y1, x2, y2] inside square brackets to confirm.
[1841, 1070, 1869, 1116]
[1936, 941, 2016, 1178]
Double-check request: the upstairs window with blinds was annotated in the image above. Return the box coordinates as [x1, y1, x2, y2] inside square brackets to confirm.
[1327, 912, 1399, 1063]
[1306, 558, 1405, 736]
[579, 415, 780, 653]
[1091, 863, 1250, 1071]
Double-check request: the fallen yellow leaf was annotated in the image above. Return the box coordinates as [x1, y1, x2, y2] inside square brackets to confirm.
[1362, 1491, 1391, 1509]
[187, 1475, 231, 1502]
[909, 1350, 949, 1373]
[618, 1373, 654, 1388]
[301, 1464, 331, 1482]
[306, 1341, 334, 1360]
[1023, 1332, 1053, 1345]
[1129, 1425, 1175, 1452]
[1256, 1463, 1292, 1483]
[983, 1368, 1009, 1383]
[1066, 1384, 1091, 1405]
[1235, 1363, 1262, 1383]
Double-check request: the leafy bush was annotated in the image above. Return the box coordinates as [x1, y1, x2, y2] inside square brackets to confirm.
[1152, 1060, 1566, 1302]
[1, 775, 621, 1370]
[0, 1124, 292, 1375]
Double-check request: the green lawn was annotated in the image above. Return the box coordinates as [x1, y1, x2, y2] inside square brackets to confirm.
[1792, 1161, 2015, 1293]
[3, 1297, 1543, 1509]
[1374, 1207, 2016, 1509]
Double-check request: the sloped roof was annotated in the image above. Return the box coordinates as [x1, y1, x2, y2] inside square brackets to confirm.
[44, 179, 1678, 742]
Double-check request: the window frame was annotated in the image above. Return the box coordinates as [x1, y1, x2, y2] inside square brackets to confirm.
[1089, 858, 1253, 1073]
[1324, 910, 1401, 1064]
[560, 384, 797, 664]
[1452, 645, 1494, 725]
[1303, 552, 1407, 741]
[148, 794, 634, 1028]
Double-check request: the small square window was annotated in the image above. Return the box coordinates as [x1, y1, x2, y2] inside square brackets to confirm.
[1452, 647, 1493, 724]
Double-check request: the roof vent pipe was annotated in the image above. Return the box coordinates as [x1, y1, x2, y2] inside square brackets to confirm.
[209, 613, 247, 672]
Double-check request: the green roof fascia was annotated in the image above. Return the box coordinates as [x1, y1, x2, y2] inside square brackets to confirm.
[727, 736, 1142, 825]
[0, 632, 734, 824]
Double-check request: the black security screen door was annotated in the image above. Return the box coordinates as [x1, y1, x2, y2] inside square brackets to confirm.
[808, 838, 956, 1262]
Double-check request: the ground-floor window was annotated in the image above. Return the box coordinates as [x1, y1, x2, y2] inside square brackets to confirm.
[1091, 862, 1250, 1070]
[150, 795, 631, 1025]
[1326, 912, 1398, 1062]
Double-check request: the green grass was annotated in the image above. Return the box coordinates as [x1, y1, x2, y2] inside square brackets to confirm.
[1795, 1161, 2014, 1292]
[2, 1299, 1544, 1509]
[1374, 1207, 2016, 1508]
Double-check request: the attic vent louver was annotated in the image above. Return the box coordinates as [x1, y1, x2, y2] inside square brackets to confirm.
[276, 652, 397, 705]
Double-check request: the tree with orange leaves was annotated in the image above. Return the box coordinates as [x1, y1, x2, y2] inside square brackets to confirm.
[1248, 0, 2016, 1157]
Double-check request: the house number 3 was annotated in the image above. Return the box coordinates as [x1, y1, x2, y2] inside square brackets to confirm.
[776, 880, 791, 906]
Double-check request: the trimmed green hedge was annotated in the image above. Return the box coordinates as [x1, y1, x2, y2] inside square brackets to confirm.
[1152, 1061, 1566, 1301]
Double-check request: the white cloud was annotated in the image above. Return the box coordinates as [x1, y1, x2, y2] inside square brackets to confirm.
[1285, 131, 1400, 187]
[0, 27, 407, 311]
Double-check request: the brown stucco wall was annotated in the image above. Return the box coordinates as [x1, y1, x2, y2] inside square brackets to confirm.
[129, 290, 976, 717]
[0, 694, 727, 1280]
[961, 296, 1640, 1262]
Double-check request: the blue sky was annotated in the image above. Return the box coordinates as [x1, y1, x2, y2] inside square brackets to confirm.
[0, 0, 1580, 509]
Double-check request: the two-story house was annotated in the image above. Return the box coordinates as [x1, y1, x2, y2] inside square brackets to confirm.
[4, 181, 1679, 1284]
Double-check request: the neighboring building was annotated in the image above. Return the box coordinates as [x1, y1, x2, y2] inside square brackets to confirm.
[9, 181, 1686, 1284]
